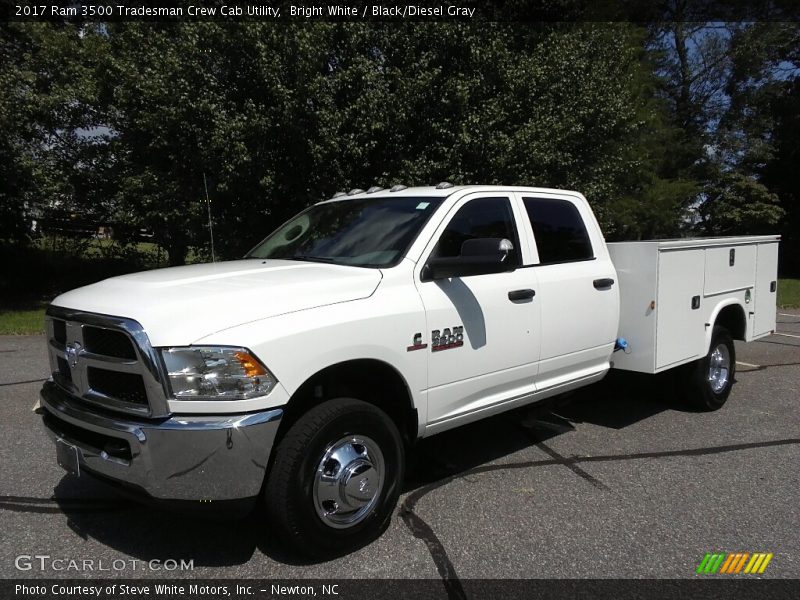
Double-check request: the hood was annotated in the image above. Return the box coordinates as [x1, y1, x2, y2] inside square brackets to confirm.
[51, 259, 382, 346]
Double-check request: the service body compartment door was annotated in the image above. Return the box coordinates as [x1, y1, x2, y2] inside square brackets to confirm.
[656, 249, 706, 369]
[753, 242, 779, 337]
[703, 245, 757, 296]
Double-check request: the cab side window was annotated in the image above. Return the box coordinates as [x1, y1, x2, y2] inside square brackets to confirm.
[433, 197, 520, 266]
[522, 197, 594, 264]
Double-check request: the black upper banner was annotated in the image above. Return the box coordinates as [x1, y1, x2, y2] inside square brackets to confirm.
[2, 0, 800, 22]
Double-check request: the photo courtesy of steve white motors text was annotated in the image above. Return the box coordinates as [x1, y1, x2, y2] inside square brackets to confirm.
[14, 583, 339, 597]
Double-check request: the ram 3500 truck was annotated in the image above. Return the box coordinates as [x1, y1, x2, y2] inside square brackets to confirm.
[38, 185, 779, 556]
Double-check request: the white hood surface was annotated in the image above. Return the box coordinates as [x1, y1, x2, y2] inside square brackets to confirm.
[51, 260, 382, 346]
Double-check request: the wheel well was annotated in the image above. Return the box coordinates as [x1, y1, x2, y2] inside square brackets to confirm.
[715, 304, 746, 341]
[276, 360, 418, 447]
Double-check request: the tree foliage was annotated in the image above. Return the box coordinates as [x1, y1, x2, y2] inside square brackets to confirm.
[89, 22, 677, 260]
[2, 21, 797, 267]
[0, 23, 110, 245]
[647, 20, 794, 240]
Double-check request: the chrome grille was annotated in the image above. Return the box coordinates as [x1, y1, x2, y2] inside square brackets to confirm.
[45, 307, 171, 418]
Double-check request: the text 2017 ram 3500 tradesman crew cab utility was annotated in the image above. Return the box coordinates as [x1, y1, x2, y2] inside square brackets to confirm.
[38, 185, 779, 556]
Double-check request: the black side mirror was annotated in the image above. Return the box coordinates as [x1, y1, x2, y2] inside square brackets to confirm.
[422, 238, 515, 281]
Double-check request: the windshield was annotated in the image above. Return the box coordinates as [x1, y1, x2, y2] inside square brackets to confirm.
[246, 196, 445, 268]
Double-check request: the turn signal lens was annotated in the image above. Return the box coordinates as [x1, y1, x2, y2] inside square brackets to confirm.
[234, 351, 268, 377]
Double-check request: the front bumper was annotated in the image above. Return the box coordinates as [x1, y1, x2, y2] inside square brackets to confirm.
[39, 380, 283, 504]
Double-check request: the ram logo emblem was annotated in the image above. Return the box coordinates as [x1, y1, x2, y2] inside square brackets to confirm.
[431, 326, 464, 352]
[65, 342, 82, 369]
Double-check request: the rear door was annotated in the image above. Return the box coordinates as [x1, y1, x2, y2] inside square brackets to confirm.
[514, 193, 619, 390]
[415, 193, 541, 428]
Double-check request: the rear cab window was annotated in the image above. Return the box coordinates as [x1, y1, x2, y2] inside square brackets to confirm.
[522, 197, 594, 264]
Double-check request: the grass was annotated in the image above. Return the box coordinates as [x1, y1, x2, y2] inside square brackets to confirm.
[777, 278, 800, 309]
[0, 306, 46, 335]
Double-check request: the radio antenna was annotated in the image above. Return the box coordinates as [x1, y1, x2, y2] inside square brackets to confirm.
[203, 172, 216, 263]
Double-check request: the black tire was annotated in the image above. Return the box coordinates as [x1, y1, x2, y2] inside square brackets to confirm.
[263, 398, 405, 558]
[681, 326, 736, 411]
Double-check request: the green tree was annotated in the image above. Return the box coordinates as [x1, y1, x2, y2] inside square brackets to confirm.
[648, 19, 794, 238]
[762, 79, 800, 275]
[696, 171, 783, 235]
[723, 23, 798, 272]
[293, 22, 684, 239]
[5, 21, 722, 263]
[0, 25, 34, 244]
[97, 22, 680, 262]
[0, 23, 109, 247]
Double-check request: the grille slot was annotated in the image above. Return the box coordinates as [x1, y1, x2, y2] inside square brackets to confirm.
[53, 319, 67, 344]
[87, 367, 148, 406]
[83, 326, 137, 360]
[56, 357, 72, 383]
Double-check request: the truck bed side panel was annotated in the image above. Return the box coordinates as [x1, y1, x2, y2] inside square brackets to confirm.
[608, 236, 780, 375]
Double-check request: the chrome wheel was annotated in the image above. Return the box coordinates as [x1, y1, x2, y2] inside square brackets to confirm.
[312, 435, 385, 529]
[707, 343, 731, 394]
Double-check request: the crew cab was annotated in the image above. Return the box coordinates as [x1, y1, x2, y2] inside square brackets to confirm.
[37, 185, 779, 556]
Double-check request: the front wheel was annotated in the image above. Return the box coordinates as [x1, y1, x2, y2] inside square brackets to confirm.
[682, 326, 736, 411]
[263, 398, 405, 558]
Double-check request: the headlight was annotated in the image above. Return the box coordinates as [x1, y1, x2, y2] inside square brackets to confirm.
[160, 346, 277, 400]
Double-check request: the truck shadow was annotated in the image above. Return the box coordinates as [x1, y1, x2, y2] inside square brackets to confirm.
[38, 370, 688, 568]
[404, 369, 685, 490]
[48, 476, 263, 569]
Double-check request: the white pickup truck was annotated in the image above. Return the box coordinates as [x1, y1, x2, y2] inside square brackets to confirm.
[38, 184, 779, 556]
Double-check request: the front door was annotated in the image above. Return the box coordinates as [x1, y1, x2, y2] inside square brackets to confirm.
[414, 193, 541, 429]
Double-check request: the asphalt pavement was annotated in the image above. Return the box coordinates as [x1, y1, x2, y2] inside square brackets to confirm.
[1, 312, 798, 582]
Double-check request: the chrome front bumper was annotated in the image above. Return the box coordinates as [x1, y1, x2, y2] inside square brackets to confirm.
[39, 380, 283, 503]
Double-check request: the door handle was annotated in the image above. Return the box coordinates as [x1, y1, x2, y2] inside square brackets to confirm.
[593, 278, 615, 289]
[508, 289, 535, 301]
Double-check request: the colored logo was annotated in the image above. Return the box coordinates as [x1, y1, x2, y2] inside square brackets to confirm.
[697, 552, 773, 575]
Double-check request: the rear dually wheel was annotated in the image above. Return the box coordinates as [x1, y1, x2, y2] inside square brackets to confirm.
[682, 326, 736, 411]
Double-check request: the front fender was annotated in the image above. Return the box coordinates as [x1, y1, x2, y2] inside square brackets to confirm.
[195, 289, 429, 426]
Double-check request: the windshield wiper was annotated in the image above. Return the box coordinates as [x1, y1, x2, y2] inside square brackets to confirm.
[288, 255, 337, 263]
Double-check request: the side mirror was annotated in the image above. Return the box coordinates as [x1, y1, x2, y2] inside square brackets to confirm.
[422, 238, 515, 281]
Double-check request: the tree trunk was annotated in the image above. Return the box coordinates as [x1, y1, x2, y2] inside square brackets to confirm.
[165, 241, 188, 266]
[673, 20, 694, 131]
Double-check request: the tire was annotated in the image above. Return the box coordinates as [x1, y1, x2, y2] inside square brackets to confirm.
[263, 398, 405, 558]
[682, 326, 736, 411]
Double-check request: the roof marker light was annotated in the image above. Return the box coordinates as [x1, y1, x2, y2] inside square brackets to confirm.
[390, 185, 408, 192]
[332, 191, 346, 198]
[347, 188, 365, 196]
[435, 181, 454, 189]
[366, 186, 384, 193]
